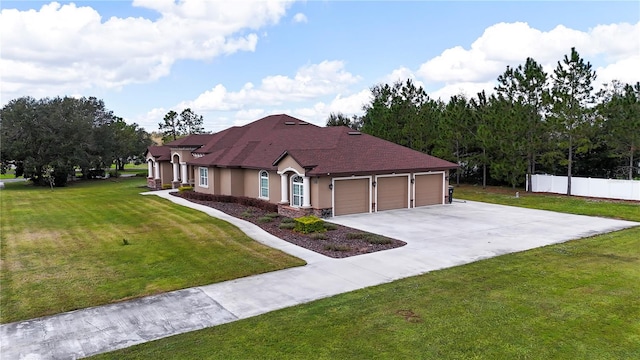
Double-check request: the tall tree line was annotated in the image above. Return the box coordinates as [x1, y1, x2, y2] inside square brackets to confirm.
[328, 48, 640, 193]
[158, 108, 206, 142]
[1, 96, 151, 186]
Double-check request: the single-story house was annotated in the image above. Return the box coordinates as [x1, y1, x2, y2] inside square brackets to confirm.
[145, 114, 457, 217]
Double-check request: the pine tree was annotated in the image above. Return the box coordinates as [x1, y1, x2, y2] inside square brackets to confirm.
[550, 47, 597, 195]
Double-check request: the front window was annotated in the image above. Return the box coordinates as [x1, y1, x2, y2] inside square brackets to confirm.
[259, 170, 269, 198]
[199, 167, 208, 187]
[292, 175, 303, 207]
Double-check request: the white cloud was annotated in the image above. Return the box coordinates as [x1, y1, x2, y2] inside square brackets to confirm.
[179, 60, 360, 112]
[133, 106, 168, 133]
[428, 82, 496, 102]
[139, 60, 363, 131]
[0, 1, 293, 101]
[381, 67, 425, 88]
[293, 12, 308, 23]
[233, 109, 267, 126]
[416, 21, 640, 102]
[327, 90, 372, 115]
[595, 55, 640, 88]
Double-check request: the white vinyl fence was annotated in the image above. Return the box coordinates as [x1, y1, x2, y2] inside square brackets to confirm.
[529, 174, 640, 201]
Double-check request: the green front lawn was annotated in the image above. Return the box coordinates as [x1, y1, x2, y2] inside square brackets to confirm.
[454, 184, 640, 221]
[92, 186, 640, 359]
[0, 172, 21, 180]
[0, 178, 305, 323]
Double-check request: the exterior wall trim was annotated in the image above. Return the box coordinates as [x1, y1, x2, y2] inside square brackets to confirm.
[277, 166, 303, 176]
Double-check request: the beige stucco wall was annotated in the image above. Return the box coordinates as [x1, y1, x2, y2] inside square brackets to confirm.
[277, 155, 304, 175]
[242, 169, 282, 204]
[244, 170, 260, 199]
[312, 176, 332, 209]
[194, 166, 214, 194]
[160, 162, 172, 186]
[269, 171, 282, 204]
[171, 149, 195, 163]
[219, 168, 244, 196]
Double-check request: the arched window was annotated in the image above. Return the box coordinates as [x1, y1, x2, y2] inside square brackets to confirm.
[259, 170, 269, 198]
[292, 175, 304, 207]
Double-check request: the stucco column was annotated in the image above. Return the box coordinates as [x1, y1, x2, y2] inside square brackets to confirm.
[280, 173, 289, 203]
[172, 162, 179, 182]
[180, 162, 188, 185]
[302, 176, 311, 208]
[147, 161, 153, 178]
[154, 161, 160, 180]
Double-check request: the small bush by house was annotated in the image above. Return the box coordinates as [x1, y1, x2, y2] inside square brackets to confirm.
[294, 215, 325, 234]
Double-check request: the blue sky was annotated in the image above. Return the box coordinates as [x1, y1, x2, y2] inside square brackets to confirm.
[1, 1, 639, 133]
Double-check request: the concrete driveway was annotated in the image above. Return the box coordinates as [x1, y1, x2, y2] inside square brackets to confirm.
[329, 200, 638, 270]
[2, 194, 637, 360]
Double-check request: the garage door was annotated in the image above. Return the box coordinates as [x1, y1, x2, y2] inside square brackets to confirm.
[334, 178, 370, 216]
[414, 173, 443, 207]
[376, 176, 409, 211]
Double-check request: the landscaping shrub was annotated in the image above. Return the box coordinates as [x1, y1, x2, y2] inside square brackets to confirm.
[258, 216, 273, 223]
[309, 233, 327, 240]
[366, 235, 393, 245]
[278, 222, 296, 230]
[323, 223, 338, 231]
[178, 185, 193, 192]
[324, 243, 351, 252]
[280, 218, 295, 223]
[265, 212, 280, 219]
[241, 210, 254, 218]
[345, 232, 392, 244]
[294, 215, 325, 234]
[237, 196, 278, 212]
[162, 184, 172, 190]
[177, 192, 278, 212]
[346, 232, 368, 239]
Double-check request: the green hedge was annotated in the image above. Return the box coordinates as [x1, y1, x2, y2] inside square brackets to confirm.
[294, 215, 325, 234]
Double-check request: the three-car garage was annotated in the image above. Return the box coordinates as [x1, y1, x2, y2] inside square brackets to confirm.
[331, 172, 446, 216]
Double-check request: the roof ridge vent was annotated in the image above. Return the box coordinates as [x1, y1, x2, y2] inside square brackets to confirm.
[284, 121, 296, 125]
[298, 122, 309, 125]
[348, 131, 361, 135]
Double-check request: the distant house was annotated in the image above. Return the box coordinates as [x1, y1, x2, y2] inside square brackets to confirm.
[145, 114, 457, 217]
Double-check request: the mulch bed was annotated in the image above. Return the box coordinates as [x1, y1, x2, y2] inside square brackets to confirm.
[171, 193, 406, 258]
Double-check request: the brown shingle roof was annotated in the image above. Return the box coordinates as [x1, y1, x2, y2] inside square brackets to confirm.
[146, 145, 171, 161]
[165, 134, 212, 148]
[167, 114, 457, 174]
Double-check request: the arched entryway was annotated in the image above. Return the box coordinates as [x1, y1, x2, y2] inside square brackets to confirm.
[277, 168, 310, 208]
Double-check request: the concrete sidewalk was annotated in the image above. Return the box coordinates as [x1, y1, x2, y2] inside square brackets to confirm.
[2, 191, 637, 359]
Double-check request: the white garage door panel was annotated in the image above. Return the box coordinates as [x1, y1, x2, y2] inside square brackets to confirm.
[334, 179, 370, 216]
[415, 174, 443, 207]
[377, 176, 409, 211]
